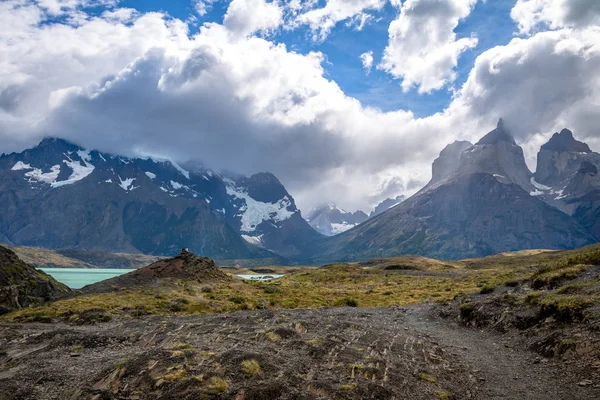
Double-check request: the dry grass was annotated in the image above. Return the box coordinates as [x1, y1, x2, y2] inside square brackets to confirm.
[4, 243, 600, 322]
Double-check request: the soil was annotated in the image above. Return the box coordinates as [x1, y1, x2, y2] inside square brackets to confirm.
[0, 304, 597, 400]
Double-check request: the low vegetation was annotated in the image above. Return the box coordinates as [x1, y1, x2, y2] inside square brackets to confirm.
[3, 244, 600, 323]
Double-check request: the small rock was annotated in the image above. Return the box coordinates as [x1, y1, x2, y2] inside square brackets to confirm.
[577, 380, 593, 387]
[155, 379, 165, 388]
[69, 353, 81, 357]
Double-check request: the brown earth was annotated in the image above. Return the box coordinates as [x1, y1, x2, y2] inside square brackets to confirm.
[0, 303, 597, 400]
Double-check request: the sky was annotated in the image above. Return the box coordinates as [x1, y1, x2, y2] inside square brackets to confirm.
[1, 0, 600, 213]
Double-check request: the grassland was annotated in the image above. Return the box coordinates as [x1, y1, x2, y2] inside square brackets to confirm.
[5, 243, 600, 323]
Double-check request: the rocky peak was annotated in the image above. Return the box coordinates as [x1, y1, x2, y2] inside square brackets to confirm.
[535, 129, 598, 187]
[541, 129, 591, 153]
[476, 118, 517, 146]
[430, 140, 473, 185]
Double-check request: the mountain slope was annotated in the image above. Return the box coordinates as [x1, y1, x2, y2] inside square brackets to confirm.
[306, 204, 369, 236]
[0, 138, 319, 261]
[305, 120, 596, 262]
[0, 245, 69, 314]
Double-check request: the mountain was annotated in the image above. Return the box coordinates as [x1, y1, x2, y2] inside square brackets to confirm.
[532, 129, 600, 238]
[0, 138, 320, 262]
[370, 195, 406, 217]
[304, 120, 596, 262]
[306, 204, 369, 236]
[306, 196, 407, 236]
[0, 245, 69, 314]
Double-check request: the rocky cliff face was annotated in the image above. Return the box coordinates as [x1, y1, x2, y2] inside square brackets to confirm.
[306, 120, 596, 262]
[535, 129, 596, 187]
[0, 138, 320, 261]
[0, 245, 70, 314]
[430, 140, 473, 186]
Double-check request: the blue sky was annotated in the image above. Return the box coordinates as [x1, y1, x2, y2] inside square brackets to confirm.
[112, 0, 518, 117]
[3, 0, 599, 211]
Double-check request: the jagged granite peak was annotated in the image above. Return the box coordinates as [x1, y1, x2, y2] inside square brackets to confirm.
[541, 129, 592, 153]
[476, 118, 516, 145]
[430, 140, 473, 185]
[303, 121, 596, 263]
[454, 120, 532, 191]
[535, 128, 599, 187]
[370, 195, 406, 217]
[306, 203, 368, 236]
[0, 245, 70, 314]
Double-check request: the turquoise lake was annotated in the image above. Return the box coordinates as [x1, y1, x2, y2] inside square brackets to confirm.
[38, 268, 285, 289]
[39, 268, 134, 289]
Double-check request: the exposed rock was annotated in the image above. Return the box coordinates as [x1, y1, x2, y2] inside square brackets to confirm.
[306, 120, 595, 262]
[370, 195, 406, 217]
[306, 204, 368, 236]
[430, 140, 472, 185]
[0, 245, 69, 314]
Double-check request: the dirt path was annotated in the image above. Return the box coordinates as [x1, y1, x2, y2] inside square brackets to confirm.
[0, 306, 597, 399]
[401, 305, 597, 399]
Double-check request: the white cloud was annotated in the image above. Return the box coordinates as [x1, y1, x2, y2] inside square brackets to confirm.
[223, 0, 283, 36]
[294, 0, 385, 41]
[380, 0, 478, 94]
[360, 50, 373, 74]
[511, 0, 600, 35]
[36, 0, 118, 15]
[193, 0, 217, 17]
[1, 0, 599, 213]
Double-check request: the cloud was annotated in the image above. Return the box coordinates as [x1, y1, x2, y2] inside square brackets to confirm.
[360, 50, 373, 74]
[379, 0, 479, 94]
[294, 0, 385, 41]
[511, 0, 600, 35]
[223, 0, 283, 36]
[193, 0, 217, 17]
[1, 0, 599, 213]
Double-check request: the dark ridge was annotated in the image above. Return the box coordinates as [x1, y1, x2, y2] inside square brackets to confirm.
[541, 129, 591, 153]
[476, 118, 517, 145]
[578, 161, 598, 175]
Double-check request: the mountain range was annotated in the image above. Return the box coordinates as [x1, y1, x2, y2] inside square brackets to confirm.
[0, 120, 598, 264]
[302, 120, 599, 262]
[0, 138, 320, 263]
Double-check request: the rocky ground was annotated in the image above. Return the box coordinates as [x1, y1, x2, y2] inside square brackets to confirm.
[0, 303, 598, 400]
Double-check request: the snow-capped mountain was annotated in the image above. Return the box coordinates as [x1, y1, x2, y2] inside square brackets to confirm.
[306, 196, 407, 236]
[0, 138, 321, 261]
[306, 204, 369, 236]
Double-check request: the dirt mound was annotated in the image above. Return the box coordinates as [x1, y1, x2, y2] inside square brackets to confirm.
[81, 249, 231, 294]
[0, 245, 70, 314]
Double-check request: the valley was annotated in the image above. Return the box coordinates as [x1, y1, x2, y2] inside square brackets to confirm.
[1, 245, 599, 399]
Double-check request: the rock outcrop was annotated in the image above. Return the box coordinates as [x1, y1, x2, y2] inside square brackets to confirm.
[0, 245, 69, 314]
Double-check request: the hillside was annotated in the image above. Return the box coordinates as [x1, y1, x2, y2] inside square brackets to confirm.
[0, 245, 69, 315]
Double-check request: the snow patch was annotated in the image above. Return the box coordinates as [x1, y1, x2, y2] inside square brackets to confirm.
[241, 234, 264, 246]
[11, 161, 32, 171]
[171, 180, 188, 190]
[331, 222, 358, 235]
[226, 183, 295, 232]
[530, 177, 551, 191]
[52, 156, 95, 188]
[25, 165, 61, 184]
[105, 179, 113, 183]
[530, 190, 544, 196]
[119, 176, 136, 191]
[171, 161, 190, 179]
[145, 171, 156, 179]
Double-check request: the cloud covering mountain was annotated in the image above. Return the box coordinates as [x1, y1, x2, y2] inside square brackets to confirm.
[1, 0, 599, 212]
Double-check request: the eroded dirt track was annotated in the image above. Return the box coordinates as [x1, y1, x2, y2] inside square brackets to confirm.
[0, 306, 597, 399]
